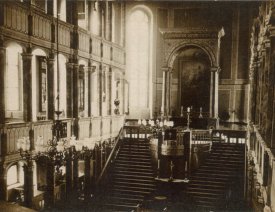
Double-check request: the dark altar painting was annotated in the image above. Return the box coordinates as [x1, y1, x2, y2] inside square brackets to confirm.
[180, 60, 210, 112]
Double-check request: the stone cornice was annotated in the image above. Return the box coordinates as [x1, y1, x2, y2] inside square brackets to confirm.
[159, 28, 219, 39]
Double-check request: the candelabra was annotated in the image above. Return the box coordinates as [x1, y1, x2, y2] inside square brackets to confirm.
[186, 107, 191, 129]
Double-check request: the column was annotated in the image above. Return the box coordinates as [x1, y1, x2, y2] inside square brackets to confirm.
[161, 67, 169, 116]
[214, 68, 220, 119]
[105, 1, 110, 41]
[23, 160, 34, 208]
[108, 68, 113, 115]
[22, 50, 33, 122]
[73, 158, 79, 195]
[0, 164, 7, 201]
[84, 154, 91, 202]
[73, 63, 79, 118]
[65, 152, 73, 200]
[47, 56, 55, 120]
[167, 70, 172, 116]
[210, 67, 219, 119]
[87, 63, 92, 117]
[45, 161, 55, 208]
[99, 65, 103, 116]
[84, 66, 89, 117]
[66, 62, 73, 118]
[73, 63, 79, 138]
[0, 44, 5, 123]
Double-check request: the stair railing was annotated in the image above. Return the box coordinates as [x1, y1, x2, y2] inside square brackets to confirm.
[96, 126, 124, 186]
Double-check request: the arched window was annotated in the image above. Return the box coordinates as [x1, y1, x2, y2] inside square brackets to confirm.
[127, 9, 151, 117]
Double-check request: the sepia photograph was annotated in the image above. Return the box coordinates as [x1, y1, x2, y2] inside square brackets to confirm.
[0, 0, 274, 211]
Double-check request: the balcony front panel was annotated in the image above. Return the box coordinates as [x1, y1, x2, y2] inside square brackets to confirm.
[78, 118, 91, 140]
[78, 28, 90, 54]
[58, 21, 72, 49]
[102, 41, 111, 62]
[111, 115, 124, 137]
[91, 35, 101, 59]
[32, 9, 51, 42]
[91, 117, 101, 142]
[2, 3, 28, 35]
[33, 121, 53, 148]
[6, 123, 30, 155]
[112, 45, 125, 65]
[102, 116, 111, 139]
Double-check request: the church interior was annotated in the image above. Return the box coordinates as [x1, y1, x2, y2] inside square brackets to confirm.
[0, 0, 275, 211]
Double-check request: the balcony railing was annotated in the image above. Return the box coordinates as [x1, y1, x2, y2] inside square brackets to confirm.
[0, 115, 124, 157]
[0, 2, 126, 67]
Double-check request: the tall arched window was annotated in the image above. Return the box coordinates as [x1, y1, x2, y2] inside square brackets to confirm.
[127, 9, 151, 117]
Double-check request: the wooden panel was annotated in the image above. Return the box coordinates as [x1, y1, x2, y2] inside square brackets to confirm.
[3, 3, 28, 34]
[102, 117, 111, 139]
[102, 41, 111, 61]
[237, 7, 249, 80]
[78, 118, 90, 140]
[58, 21, 72, 47]
[33, 121, 53, 147]
[157, 8, 168, 28]
[235, 89, 247, 121]
[91, 36, 101, 57]
[6, 124, 30, 154]
[78, 29, 90, 53]
[32, 11, 51, 41]
[91, 117, 101, 141]
[218, 89, 231, 121]
[113, 45, 124, 65]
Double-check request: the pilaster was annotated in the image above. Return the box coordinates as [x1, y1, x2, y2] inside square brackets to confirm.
[66, 62, 74, 118]
[47, 56, 55, 120]
[23, 160, 34, 208]
[21, 51, 33, 122]
[0, 44, 6, 123]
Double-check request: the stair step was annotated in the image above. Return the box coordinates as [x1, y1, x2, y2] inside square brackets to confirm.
[186, 190, 224, 198]
[113, 173, 155, 179]
[115, 160, 152, 165]
[188, 182, 225, 189]
[114, 177, 155, 184]
[196, 168, 238, 174]
[113, 169, 154, 176]
[200, 164, 240, 171]
[119, 149, 150, 154]
[113, 184, 155, 191]
[113, 188, 151, 195]
[187, 187, 224, 193]
[114, 165, 154, 172]
[117, 155, 151, 161]
[115, 181, 156, 188]
[111, 192, 145, 199]
[189, 178, 227, 185]
[115, 163, 152, 168]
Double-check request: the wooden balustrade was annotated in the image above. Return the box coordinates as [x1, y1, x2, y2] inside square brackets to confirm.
[78, 118, 91, 140]
[1, 2, 29, 35]
[78, 28, 90, 53]
[249, 125, 275, 208]
[91, 35, 101, 57]
[32, 9, 51, 41]
[33, 121, 53, 147]
[102, 40, 111, 61]
[212, 129, 246, 144]
[102, 116, 111, 140]
[5, 123, 30, 154]
[58, 21, 72, 48]
[112, 45, 125, 64]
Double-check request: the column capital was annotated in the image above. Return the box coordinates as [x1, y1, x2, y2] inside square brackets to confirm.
[161, 67, 172, 72]
[21, 52, 33, 60]
[66, 62, 74, 69]
[210, 66, 221, 73]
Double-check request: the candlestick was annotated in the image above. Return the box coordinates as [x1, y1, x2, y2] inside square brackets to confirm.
[180, 106, 183, 117]
[187, 107, 190, 113]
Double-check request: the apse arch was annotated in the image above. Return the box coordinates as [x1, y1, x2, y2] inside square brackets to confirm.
[167, 41, 216, 69]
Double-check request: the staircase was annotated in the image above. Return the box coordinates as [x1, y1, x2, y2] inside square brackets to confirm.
[95, 138, 157, 211]
[185, 142, 245, 211]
